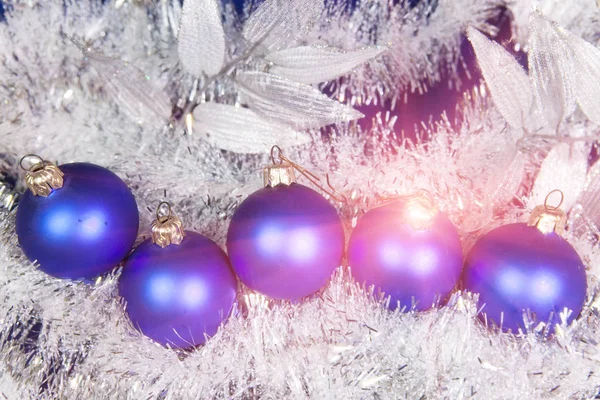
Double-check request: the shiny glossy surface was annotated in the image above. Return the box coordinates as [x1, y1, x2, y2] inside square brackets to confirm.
[348, 200, 463, 311]
[119, 232, 237, 348]
[463, 223, 587, 333]
[227, 183, 345, 300]
[16, 163, 139, 279]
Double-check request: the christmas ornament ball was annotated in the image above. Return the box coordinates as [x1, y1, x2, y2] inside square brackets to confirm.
[463, 223, 587, 333]
[227, 183, 345, 300]
[119, 231, 238, 348]
[16, 163, 139, 280]
[348, 198, 463, 311]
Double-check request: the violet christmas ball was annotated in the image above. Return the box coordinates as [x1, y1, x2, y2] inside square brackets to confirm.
[348, 198, 463, 311]
[463, 223, 587, 333]
[227, 183, 345, 300]
[119, 231, 238, 349]
[16, 162, 139, 280]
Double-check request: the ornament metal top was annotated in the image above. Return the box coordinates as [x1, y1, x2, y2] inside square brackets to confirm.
[263, 145, 346, 202]
[527, 189, 567, 236]
[377, 190, 439, 231]
[151, 201, 186, 248]
[263, 146, 297, 187]
[20, 154, 64, 197]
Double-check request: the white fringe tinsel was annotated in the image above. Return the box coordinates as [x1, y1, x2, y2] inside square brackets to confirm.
[1, 1, 600, 398]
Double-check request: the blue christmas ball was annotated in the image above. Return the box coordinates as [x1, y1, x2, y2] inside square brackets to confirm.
[348, 199, 463, 311]
[119, 232, 238, 348]
[463, 223, 587, 333]
[16, 163, 139, 280]
[227, 183, 345, 300]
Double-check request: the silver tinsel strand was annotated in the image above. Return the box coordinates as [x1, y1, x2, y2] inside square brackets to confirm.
[1, 0, 600, 399]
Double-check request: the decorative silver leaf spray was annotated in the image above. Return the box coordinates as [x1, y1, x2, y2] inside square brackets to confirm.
[468, 12, 600, 232]
[177, 0, 226, 77]
[71, 0, 386, 154]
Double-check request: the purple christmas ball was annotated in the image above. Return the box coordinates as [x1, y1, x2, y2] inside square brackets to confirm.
[119, 231, 237, 349]
[348, 200, 463, 311]
[16, 163, 139, 280]
[226, 183, 345, 300]
[463, 223, 587, 333]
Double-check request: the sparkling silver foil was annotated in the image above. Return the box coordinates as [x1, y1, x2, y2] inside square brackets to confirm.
[1, 1, 600, 399]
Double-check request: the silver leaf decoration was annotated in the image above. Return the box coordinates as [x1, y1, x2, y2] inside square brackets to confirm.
[530, 142, 588, 212]
[87, 52, 171, 124]
[242, 0, 324, 53]
[467, 27, 532, 129]
[556, 25, 600, 125]
[178, 0, 226, 76]
[266, 45, 386, 84]
[528, 12, 577, 133]
[193, 103, 312, 153]
[236, 72, 364, 130]
[575, 159, 600, 236]
[487, 148, 526, 209]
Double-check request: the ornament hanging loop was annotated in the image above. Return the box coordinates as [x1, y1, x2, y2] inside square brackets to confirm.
[156, 201, 174, 223]
[264, 146, 296, 187]
[266, 146, 346, 203]
[151, 201, 185, 248]
[20, 154, 64, 197]
[544, 189, 564, 211]
[270, 145, 284, 165]
[528, 190, 567, 235]
[19, 154, 45, 172]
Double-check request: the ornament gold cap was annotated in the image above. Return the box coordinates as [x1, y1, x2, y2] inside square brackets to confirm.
[264, 145, 297, 187]
[264, 146, 347, 202]
[20, 154, 64, 197]
[374, 190, 439, 230]
[402, 192, 438, 231]
[527, 189, 567, 235]
[390, 190, 438, 231]
[151, 202, 185, 248]
[264, 164, 296, 187]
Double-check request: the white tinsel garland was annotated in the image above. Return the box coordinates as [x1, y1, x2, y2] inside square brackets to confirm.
[1, 0, 600, 398]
